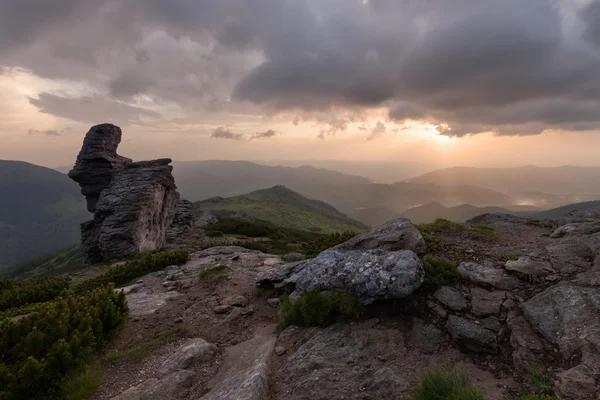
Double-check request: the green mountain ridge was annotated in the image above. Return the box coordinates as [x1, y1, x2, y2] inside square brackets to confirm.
[0, 160, 87, 267]
[195, 185, 367, 234]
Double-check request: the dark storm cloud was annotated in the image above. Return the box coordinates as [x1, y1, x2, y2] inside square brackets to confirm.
[211, 126, 243, 140]
[2, 0, 600, 136]
[250, 129, 278, 140]
[29, 92, 159, 124]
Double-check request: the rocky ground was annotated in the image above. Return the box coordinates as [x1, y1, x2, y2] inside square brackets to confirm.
[93, 214, 600, 400]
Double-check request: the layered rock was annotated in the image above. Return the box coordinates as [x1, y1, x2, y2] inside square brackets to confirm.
[257, 219, 426, 304]
[70, 124, 191, 263]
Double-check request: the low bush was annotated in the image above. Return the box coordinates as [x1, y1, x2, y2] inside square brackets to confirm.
[75, 250, 189, 293]
[422, 254, 460, 290]
[298, 231, 358, 257]
[412, 369, 484, 400]
[0, 277, 70, 312]
[278, 291, 363, 328]
[0, 285, 127, 399]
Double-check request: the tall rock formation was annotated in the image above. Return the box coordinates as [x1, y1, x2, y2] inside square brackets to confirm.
[70, 123, 192, 263]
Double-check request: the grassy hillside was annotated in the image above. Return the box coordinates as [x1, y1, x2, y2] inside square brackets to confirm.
[195, 185, 366, 234]
[0, 160, 87, 266]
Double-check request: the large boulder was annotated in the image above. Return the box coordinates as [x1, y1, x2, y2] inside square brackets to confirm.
[69, 124, 191, 263]
[551, 221, 600, 238]
[333, 218, 426, 255]
[68, 124, 131, 212]
[260, 249, 424, 304]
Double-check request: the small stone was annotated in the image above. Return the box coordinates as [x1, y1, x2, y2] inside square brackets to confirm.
[174, 317, 184, 324]
[136, 280, 144, 284]
[434, 286, 468, 311]
[223, 295, 249, 307]
[267, 298, 281, 308]
[275, 346, 286, 356]
[214, 305, 232, 314]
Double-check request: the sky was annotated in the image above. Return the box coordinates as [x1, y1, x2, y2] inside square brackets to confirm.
[1, 0, 600, 169]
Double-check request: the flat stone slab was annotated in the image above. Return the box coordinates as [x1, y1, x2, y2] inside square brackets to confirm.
[200, 325, 277, 400]
[126, 290, 181, 316]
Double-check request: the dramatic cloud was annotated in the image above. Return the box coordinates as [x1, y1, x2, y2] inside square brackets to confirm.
[250, 129, 278, 140]
[28, 128, 61, 136]
[211, 126, 243, 140]
[1, 0, 600, 137]
[367, 121, 386, 141]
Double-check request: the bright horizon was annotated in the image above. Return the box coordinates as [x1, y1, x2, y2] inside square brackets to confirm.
[1, 0, 600, 170]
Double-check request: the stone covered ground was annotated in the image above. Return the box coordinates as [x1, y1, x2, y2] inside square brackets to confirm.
[91, 214, 600, 400]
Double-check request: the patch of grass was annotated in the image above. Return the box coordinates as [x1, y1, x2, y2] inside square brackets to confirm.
[501, 254, 521, 262]
[523, 366, 554, 396]
[278, 291, 364, 328]
[418, 219, 465, 234]
[298, 231, 358, 257]
[60, 367, 104, 400]
[422, 254, 460, 290]
[412, 369, 484, 400]
[467, 224, 497, 240]
[102, 327, 187, 365]
[199, 264, 229, 281]
[223, 233, 249, 239]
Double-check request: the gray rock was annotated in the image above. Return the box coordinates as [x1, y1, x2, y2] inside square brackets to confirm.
[551, 221, 600, 238]
[361, 367, 410, 398]
[410, 320, 447, 354]
[555, 365, 597, 400]
[480, 316, 502, 332]
[434, 286, 468, 311]
[505, 256, 555, 280]
[223, 295, 249, 307]
[166, 199, 196, 242]
[68, 123, 131, 212]
[69, 124, 185, 263]
[112, 370, 194, 400]
[283, 252, 306, 262]
[157, 338, 217, 378]
[262, 249, 424, 304]
[200, 326, 277, 400]
[507, 316, 544, 354]
[470, 288, 506, 316]
[333, 218, 426, 255]
[267, 298, 281, 308]
[446, 315, 498, 354]
[522, 284, 600, 358]
[275, 346, 286, 356]
[458, 262, 519, 290]
[214, 305, 232, 314]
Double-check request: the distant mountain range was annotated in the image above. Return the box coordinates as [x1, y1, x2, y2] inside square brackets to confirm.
[171, 160, 372, 201]
[408, 166, 600, 200]
[195, 185, 366, 234]
[0, 160, 87, 267]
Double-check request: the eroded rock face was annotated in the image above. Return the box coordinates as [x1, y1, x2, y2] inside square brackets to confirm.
[68, 124, 132, 212]
[333, 218, 426, 255]
[70, 123, 191, 263]
[260, 249, 425, 304]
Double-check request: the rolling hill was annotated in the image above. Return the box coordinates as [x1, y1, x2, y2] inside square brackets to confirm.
[399, 202, 514, 224]
[528, 200, 600, 220]
[0, 160, 88, 267]
[195, 186, 366, 234]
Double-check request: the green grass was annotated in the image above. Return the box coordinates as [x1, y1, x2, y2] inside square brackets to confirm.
[195, 185, 366, 234]
[467, 224, 497, 240]
[278, 291, 364, 328]
[422, 254, 460, 290]
[60, 367, 104, 400]
[298, 231, 358, 257]
[198, 265, 230, 281]
[412, 369, 484, 400]
[418, 219, 465, 234]
[523, 366, 554, 396]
